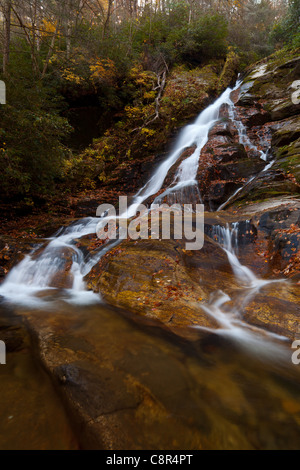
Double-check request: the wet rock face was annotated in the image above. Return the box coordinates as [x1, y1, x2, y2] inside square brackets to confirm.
[83, 198, 299, 339]
[232, 54, 300, 201]
[243, 283, 300, 340]
[196, 99, 269, 210]
[63, 53, 300, 340]
[1, 54, 300, 451]
[108, 51, 299, 215]
[230, 199, 300, 279]
[155, 51, 300, 212]
[84, 235, 237, 330]
[196, 125, 265, 210]
[208, 53, 300, 208]
[0, 236, 38, 282]
[0, 303, 27, 353]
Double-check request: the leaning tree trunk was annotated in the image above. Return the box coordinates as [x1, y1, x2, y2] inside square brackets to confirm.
[3, 0, 11, 76]
[66, 0, 72, 60]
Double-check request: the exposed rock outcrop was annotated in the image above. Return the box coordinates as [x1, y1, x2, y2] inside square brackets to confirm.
[84, 49, 300, 338]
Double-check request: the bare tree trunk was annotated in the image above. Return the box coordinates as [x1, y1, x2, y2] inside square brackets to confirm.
[133, 0, 137, 17]
[66, 0, 72, 60]
[41, 21, 60, 79]
[103, 0, 113, 38]
[12, 3, 41, 77]
[131, 67, 167, 133]
[3, 0, 11, 75]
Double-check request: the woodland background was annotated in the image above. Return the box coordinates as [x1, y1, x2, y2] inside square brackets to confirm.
[0, 0, 299, 205]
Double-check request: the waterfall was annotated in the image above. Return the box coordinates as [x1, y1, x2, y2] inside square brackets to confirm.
[227, 100, 268, 161]
[0, 78, 279, 311]
[216, 93, 276, 211]
[196, 222, 288, 359]
[152, 85, 239, 204]
[0, 218, 102, 305]
[0, 82, 242, 305]
[211, 221, 286, 303]
[212, 222, 269, 287]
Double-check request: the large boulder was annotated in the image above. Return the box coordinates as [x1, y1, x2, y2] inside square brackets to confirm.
[85, 234, 239, 330]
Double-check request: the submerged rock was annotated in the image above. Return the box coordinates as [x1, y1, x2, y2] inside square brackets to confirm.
[18, 303, 300, 450]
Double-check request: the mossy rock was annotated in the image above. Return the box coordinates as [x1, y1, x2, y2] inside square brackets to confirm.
[217, 50, 240, 94]
[272, 117, 300, 148]
[276, 138, 300, 184]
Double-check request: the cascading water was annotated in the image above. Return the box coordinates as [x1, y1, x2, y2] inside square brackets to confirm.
[0, 76, 287, 353]
[227, 102, 268, 161]
[0, 82, 242, 305]
[0, 218, 102, 305]
[198, 221, 288, 360]
[2, 74, 299, 451]
[212, 222, 259, 286]
[153, 86, 240, 204]
[216, 90, 276, 212]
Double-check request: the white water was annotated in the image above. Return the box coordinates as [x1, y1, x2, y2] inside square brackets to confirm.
[174, 88, 234, 184]
[227, 99, 268, 161]
[196, 222, 288, 359]
[215, 93, 276, 211]
[153, 86, 238, 203]
[0, 218, 102, 305]
[0, 74, 283, 352]
[0, 83, 242, 305]
[212, 223, 276, 288]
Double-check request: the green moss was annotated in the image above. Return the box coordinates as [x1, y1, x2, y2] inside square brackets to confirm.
[265, 46, 300, 70]
[217, 49, 240, 94]
[275, 137, 300, 183]
[68, 62, 223, 191]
